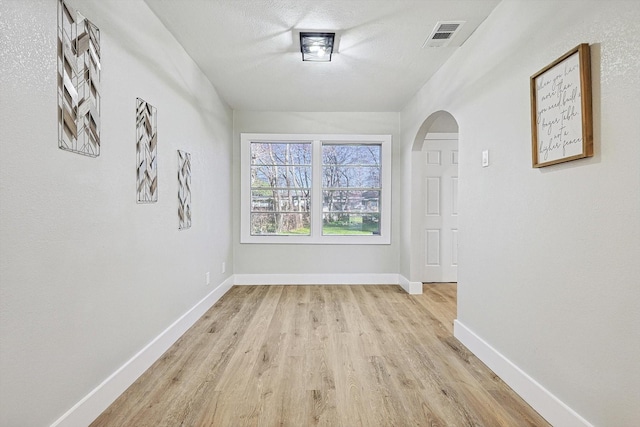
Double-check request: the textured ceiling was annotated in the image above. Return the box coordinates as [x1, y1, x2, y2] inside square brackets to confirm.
[144, 0, 500, 112]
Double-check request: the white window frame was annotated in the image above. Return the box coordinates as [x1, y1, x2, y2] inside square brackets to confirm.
[241, 133, 391, 245]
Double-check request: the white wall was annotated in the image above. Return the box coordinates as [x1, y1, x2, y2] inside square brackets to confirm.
[401, 1, 640, 426]
[0, 1, 233, 425]
[233, 111, 401, 276]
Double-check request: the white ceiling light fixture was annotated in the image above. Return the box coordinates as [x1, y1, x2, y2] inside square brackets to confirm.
[300, 32, 335, 62]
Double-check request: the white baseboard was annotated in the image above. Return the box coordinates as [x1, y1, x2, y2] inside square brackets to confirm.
[50, 276, 234, 427]
[453, 320, 593, 427]
[398, 275, 423, 294]
[234, 273, 424, 295]
[233, 273, 401, 286]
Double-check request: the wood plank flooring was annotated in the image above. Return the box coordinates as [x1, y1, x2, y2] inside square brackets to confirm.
[91, 284, 550, 426]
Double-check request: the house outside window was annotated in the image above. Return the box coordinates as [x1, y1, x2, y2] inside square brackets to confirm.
[241, 133, 391, 244]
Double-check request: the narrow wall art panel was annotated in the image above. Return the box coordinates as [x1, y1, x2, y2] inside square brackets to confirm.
[136, 98, 158, 203]
[177, 150, 192, 230]
[57, 0, 101, 156]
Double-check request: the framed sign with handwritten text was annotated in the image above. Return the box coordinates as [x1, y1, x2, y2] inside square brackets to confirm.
[530, 44, 593, 168]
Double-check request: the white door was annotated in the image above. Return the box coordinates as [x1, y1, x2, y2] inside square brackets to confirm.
[422, 137, 458, 282]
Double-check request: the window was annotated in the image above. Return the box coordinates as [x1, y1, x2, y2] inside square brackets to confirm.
[322, 144, 381, 236]
[250, 142, 311, 236]
[241, 133, 391, 244]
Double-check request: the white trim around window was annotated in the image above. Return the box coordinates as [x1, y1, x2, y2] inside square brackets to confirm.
[241, 133, 392, 244]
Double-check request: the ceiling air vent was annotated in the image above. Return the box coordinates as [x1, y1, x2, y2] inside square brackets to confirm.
[423, 21, 465, 48]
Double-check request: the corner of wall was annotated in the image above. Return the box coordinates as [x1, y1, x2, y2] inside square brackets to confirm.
[398, 275, 423, 294]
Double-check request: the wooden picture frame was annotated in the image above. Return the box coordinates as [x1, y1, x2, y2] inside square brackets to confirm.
[530, 43, 593, 168]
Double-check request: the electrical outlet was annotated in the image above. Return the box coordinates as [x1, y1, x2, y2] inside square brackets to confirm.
[221, 262, 226, 274]
[206, 272, 210, 285]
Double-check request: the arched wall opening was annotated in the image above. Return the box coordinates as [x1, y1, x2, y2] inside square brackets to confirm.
[409, 111, 459, 287]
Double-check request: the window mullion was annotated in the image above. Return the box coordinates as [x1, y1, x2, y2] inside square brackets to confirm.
[311, 139, 322, 240]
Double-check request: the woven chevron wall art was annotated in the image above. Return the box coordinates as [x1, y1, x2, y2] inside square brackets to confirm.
[177, 150, 192, 230]
[136, 98, 158, 203]
[57, 0, 101, 157]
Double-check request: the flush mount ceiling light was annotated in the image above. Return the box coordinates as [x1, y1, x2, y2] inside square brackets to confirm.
[300, 32, 335, 62]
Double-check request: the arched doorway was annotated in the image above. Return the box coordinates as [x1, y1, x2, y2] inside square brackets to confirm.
[410, 111, 459, 284]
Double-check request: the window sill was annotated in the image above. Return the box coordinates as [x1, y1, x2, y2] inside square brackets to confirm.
[240, 234, 390, 245]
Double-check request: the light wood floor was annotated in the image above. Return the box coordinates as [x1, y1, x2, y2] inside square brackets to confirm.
[91, 284, 550, 426]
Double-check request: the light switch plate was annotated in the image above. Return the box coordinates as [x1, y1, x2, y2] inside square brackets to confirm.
[482, 150, 489, 167]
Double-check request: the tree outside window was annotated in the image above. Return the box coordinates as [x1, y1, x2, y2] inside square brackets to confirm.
[322, 144, 381, 235]
[250, 142, 311, 235]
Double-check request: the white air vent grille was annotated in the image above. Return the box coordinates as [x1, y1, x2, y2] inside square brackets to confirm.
[432, 32, 452, 40]
[423, 21, 466, 48]
[437, 23, 461, 33]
